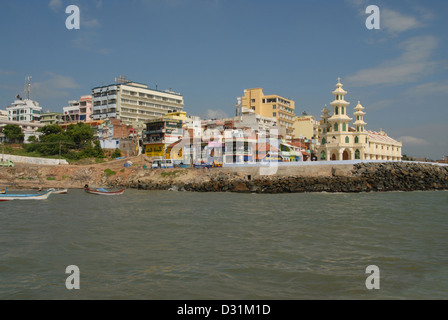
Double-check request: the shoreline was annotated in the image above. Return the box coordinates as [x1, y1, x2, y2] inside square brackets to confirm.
[1, 159, 447, 194]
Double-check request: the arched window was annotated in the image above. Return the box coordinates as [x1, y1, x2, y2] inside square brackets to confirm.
[320, 151, 326, 161]
[355, 149, 361, 160]
[335, 107, 339, 115]
[322, 138, 326, 145]
[341, 107, 345, 115]
[345, 136, 349, 143]
[355, 136, 359, 144]
[334, 123, 338, 131]
[342, 123, 347, 131]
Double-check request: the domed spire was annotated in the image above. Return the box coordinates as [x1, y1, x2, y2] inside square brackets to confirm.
[353, 100, 367, 129]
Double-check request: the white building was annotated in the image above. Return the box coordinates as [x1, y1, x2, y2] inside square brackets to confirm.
[91, 76, 184, 126]
[7, 97, 42, 122]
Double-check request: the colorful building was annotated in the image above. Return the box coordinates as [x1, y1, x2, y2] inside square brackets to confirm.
[63, 95, 93, 123]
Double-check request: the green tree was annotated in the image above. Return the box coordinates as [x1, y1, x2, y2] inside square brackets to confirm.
[66, 123, 94, 147]
[39, 124, 63, 136]
[3, 124, 24, 143]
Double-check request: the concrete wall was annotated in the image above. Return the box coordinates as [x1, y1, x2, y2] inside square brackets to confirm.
[2, 154, 68, 165]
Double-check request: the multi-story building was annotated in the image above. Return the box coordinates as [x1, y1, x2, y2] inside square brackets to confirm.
[7, 97, 42, 122]
[63, 95, 93, 123]
[317, 78, 402, 161]
[241, 88, 295, 137]
[293, 113, 319, 140]
[40, 111, 64, 125]
[91, 77, 184, 126]
[143, 117, 184, 158]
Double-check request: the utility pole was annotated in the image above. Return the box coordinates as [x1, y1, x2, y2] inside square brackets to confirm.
[59, 140, 62, 164]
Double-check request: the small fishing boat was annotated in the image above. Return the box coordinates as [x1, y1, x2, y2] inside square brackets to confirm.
[0, 188, 6, 194]
[53, 189, 68, 194]
[0, 188, 55, 201]
[84, 185, 125, 196]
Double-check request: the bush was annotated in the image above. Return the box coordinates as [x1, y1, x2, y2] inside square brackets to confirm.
[112, 148, 122, 158]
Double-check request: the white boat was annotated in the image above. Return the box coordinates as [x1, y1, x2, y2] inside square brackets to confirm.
[0, 188, 55, 201]
[53, 189, 68, 194]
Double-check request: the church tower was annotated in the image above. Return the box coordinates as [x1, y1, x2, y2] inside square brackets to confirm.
[353, 101, 366, 133]
[328, 77, 352, 135]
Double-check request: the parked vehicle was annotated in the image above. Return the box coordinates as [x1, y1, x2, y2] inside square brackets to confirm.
[152, 159, 174, 169]
[0, 159, 14, 167]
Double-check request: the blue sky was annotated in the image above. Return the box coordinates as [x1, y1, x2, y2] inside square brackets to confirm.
[0, 0, 447, 159]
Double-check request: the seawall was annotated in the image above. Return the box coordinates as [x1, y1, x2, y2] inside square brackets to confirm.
[1, 160, 447, 193]
[130, 162, 448, 193]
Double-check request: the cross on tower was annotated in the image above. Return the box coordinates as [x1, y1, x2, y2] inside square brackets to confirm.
[337, 77, 341, 83]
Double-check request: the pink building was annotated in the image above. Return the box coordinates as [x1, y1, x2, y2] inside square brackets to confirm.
[63, 95, 93, 123]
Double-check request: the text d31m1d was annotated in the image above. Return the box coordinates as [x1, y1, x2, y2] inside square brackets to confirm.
[177, 304, 270, 317]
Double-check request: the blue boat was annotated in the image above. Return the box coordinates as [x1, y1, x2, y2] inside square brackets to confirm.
[0, 188, 55, 201]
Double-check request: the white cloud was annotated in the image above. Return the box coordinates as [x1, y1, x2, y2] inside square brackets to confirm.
[407, 81, 448, 97]
[382, 9, 424, 35]
[397, 136, 428, 146]
[32, 72, 80, 100]
[49, 0, 63, 13]
[346, 35, 440, 86]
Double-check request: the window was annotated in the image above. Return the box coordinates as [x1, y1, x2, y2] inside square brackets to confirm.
[251, 107, 255, 110]
[355, 136, 359, 144]
[335, 107, 339, 115]
[342, 123, 347, 131]
[341, 107, 345, 115]
[251, 99, 255, 103]
[345, 136, 349, 143]
[355, 149, 361, 160]
[273, 112, 276, 116]
[334, 123, 338, 131]
[273, 105, 276, 109]
[322, 138, 326, 145]
[320, 151, 326, 160]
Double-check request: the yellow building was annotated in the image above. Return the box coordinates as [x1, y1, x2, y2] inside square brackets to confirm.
[241, 88, 295, 137]
[293, 113, 319, 140]
[318, 78, 402, 161]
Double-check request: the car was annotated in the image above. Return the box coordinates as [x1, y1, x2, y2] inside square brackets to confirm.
[0, 159, 14, 167]
[152, 159, 174, 169]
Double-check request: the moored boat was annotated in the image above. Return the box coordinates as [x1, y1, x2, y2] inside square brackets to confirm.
[53, 189, 68, 194]
[84, 184, 125, 196]
[0, 188, 55, 201]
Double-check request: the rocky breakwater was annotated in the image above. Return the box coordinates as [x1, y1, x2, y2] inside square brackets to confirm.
[130, 162, 448, 194]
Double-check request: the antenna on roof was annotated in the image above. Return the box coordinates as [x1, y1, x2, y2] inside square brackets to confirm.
[24, 76, 32, 100]
[115, 75, 131, 84]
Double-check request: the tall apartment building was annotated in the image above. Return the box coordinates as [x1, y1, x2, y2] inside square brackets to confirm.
[241, 88, 295, 137]
[91, 77, 184, 126]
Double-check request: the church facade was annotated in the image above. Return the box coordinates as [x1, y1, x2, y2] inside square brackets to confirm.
[317, 79, 402, 161]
